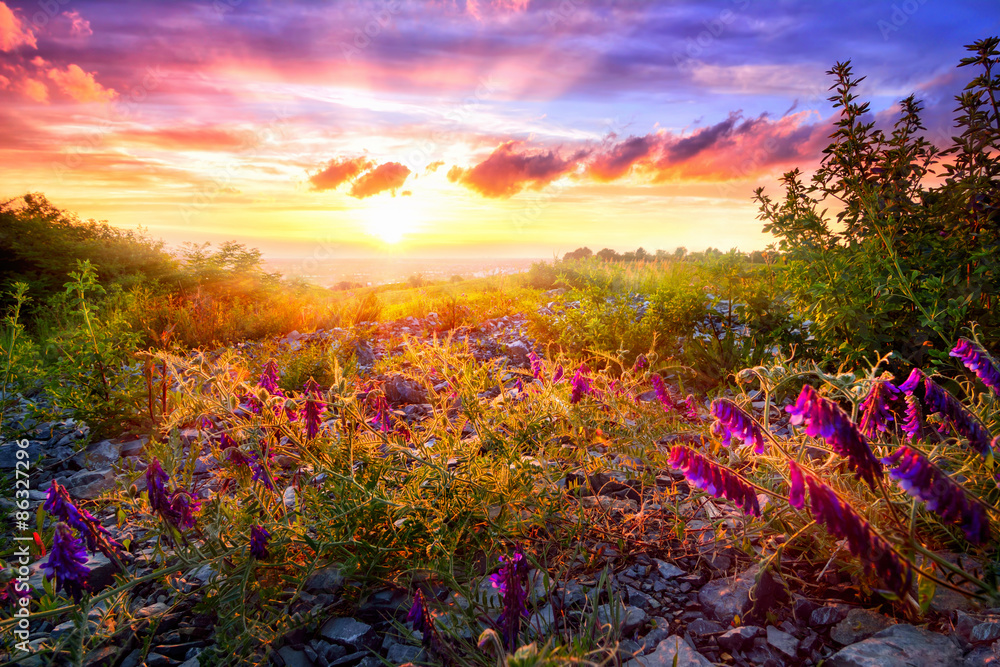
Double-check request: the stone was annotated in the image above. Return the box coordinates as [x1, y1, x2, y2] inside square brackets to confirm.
[0, 440, 42, 468]
[385, 643, 421, 664]
[766, 625, 799, 658]
[30, 551, 116, 594]
[384, 375, 427, 405]
[65, 468, 116, 500]
[527, 605, 556, 638]
[717, 625, 762, 653]
[135, 602, 170, 618]
[72, 440, 121, 468]
[507, 340, 531, 365]
[624, 635, 713, 667]
[812, 604, 850, 626]
[964, 646, 999, 666]
[119, 437, 147, 457]
[319, 617, 376, 649]
[654, 559, 684, 579]
[793, 595, 819, 624]
[830, 608, 895, 646]
[305, 566, 344, 594]
[826, 624, 962, 667]
[277, 647, 314, 667]
[686, 618, 724, 636]
[972, 622, 1000, 643]
[696, 564, 759, 624]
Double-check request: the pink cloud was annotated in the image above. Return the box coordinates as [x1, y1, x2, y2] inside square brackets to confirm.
[65, 10, 93, 38]
[309, 156, 375, 191]
[448, 141, 585, 198]
[46, 64, 116, 103]
[0, 2, 36, 52]
[349, 162, 411, 198]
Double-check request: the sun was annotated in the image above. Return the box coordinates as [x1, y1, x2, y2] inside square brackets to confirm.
[357, 193, 425, 244]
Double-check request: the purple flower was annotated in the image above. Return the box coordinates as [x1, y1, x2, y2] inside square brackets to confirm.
[884, 445, 990, 543]
[490, 546, 529, 649]
[683, 394, 700, 421]
[570, 365, 591, 404]
[668, 446, 761, 516]
[251, 455, 275, 491]
[146, 458, 201, 529]
[922, 377, 994, 457]
[650, 374, 675, 411]
[788, 461, 805, 510]
[301, 378, 327, 439]
[632, 354, 648, 373]
[407, 589, 439, 651]
[528, 351, 543, 380]
[803, 473, 912, 598]
[899, 368, 923, 395]
[902, 394, 923, 441]
[259, 360, 283, 396]
[858, 380, 899, 439]
[368, 395, 392, 433]
[786, 385, 883, 490]
[951, 338, 1000, 397]
[250, 525, 271, 560]
[711, 398, 766, 453]
[42, 523, 90, 602]
[552, 364, 564, 384]
[43, 482, 123, 560]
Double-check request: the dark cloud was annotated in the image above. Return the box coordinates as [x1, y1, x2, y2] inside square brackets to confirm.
[349, 161, 411, 198]
[587, 135, 657, 181]
[309, 156, 374, 191]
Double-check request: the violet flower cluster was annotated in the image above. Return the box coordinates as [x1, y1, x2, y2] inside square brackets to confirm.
[43, 481, 123, 559]
[710, 398, 766, 454]
[528, 351, 543, 380]
[786, 384, 883, 490]
[569, 365, 591, 404]
[259, 359, 283, 396]
[42, 523, 90, 602]
[798, 468, 912, 598]
[922, 376, 994, 457]
[552, 364, 565, 384]
[146, 458, 201, 529]
[632, 354, 648, 373]
[407, 589, 440, 651]
[650, 374, 676, 411]
[951, 337, 1000, 397]
[490, 546, 530, 650]
[301, 378, 327, 439]
[249, 525, 271, 560]
[858, 380, 899, 439]
[884, 445, 990, 543]
[668, 445, 761, 516]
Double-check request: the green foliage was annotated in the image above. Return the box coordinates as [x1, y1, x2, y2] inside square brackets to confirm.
[756, 37, 1000, 371]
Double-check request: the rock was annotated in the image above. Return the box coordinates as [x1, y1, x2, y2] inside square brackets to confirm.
[384, 375, 427, 405]
[717, 625, 762, 653]
[654, 559, 684, 579]
[385, 643, 421, 664]
[506, 341, 531, 365]
[826, 624, 962, 667]
[30, 551, 116, 594]
[830, 608, 895, 646]
[305, 566, 344, 594]
[527, 605, 556, 638]
[686, 619, 724, 636]
[963, 646, 999, 666]
[812, 604, 850, 626]
[64, 468, 116, 500]
[971, 622, 1000, 643]
[697, 564, 759, 624]
[135, 602, 170, 618]
[597, 603, 648, 636]
[625, 635, 713, 667]
[119, 437, 147, 457]
[319, 617, 376, 649]
[794, 596, 819, 624]
[277, 647, 314, 667]
[0, 440, 42, 468]
[766, 625, 799, 658]
[144, 653, 174, 667]
[552, 581, 587, 609]
[72, 440, 121, 468]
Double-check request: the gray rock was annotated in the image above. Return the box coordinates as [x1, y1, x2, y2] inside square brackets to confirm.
[963, 646, 999, 666]
[971, 622, 1000, 643]
[135, 602, 170, 618]
[507, 341, 531, 365]
[72, 440, 121, 468]
[65, 468, 116, 500]
[830, 608, 895, 646]
[527, 605, 555, 638]
[277, 647, 314, 667]
[384, 375, 427, 405]
[0, 440, 42, 468]
[319, 617, 375, 649]
[598, 603, 648, 636]
[697, 564, 759, 624]
[119, 437, 147, 457]
[30, 551, 116, 594]
[654, 559, 684, 579]
[385, 643, 421, 664]
[717, 625, 762, 653]
[766, 625, 799, 658]
[827, 624, 962, 667]
[812, 604, 850, 626]
[686, 618, 724, 636]
[625, 635, 713, 667]
[305, 566, 344, 594]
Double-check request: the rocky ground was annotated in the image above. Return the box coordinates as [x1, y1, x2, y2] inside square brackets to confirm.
[1, 308, 996, 667]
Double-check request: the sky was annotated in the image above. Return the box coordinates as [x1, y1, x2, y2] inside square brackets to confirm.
[1, 0, 997, 259]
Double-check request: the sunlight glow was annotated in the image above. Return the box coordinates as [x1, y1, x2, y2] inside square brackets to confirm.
[356, 194, 426, 244]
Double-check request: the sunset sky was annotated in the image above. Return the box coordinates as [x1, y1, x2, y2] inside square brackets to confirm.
[1, 1, 996, 259]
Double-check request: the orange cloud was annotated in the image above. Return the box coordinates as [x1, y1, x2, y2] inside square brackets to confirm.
[309, 156, 375, 191]
[424, 160, 445, 175]
[349, 162, 411, 198]
[21, 77, 48, 102]
[449, 141, 584, 198]
[46, 64, 116, 103]
[117, 126, 252, 151]
[0, 2, 36, 52]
